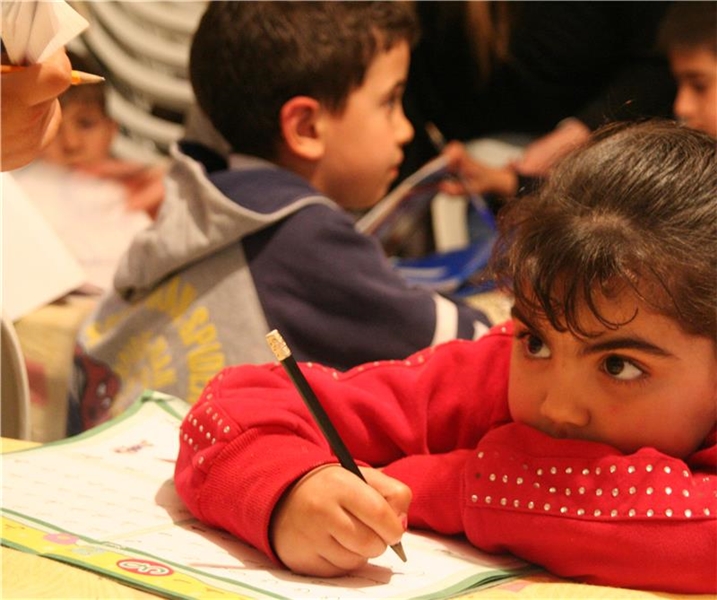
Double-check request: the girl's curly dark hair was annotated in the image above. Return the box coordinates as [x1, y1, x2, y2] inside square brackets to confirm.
[489, 119, 717, 341]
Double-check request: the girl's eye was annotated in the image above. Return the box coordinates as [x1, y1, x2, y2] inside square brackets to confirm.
[603, 355, 644, 381]
[520, 332, 551, 358]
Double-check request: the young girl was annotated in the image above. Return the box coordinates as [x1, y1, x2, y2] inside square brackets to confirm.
[174, 120, 716, 594]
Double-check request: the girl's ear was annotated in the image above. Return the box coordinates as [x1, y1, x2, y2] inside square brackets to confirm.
[279, 96, 325, 161]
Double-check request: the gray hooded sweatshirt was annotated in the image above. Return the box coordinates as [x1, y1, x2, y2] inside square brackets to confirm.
[68, 142, 490, 433]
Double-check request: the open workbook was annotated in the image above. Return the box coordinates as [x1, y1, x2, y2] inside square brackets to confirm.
[356, 155, 498, 295]
[1, 392, 537, 600]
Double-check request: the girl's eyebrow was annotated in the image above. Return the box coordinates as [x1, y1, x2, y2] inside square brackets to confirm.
[510, 305, 673, 358]
[510, 305, 543, 334]
[579, 337, 673, 358]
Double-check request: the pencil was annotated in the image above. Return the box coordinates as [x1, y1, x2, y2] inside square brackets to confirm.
[425, 121, 497, 232]
[0, 64, 105, 86]
[265, 329, 407, 563]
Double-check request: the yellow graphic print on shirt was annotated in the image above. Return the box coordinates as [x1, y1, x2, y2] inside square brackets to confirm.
[85, 275, 226, 412]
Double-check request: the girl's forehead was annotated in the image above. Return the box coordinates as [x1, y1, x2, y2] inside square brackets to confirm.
[512, 286, 652, 338]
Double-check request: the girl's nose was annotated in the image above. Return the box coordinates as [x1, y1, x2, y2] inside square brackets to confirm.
[539, 386, 590, 430]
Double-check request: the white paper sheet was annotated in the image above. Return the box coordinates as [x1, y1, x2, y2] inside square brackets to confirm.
[1, 394, 535, 600]
[1, 173, 86, 321]
[0, 0, 89, 64]
[13, 162, 152, 292]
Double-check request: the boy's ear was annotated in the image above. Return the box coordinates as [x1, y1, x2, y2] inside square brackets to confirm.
[279, 96, 325, 160]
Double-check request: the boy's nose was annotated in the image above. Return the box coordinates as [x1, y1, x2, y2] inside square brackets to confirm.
[59, 126, 82, 151]
[673, 88, 696, 124]
[396, 108, 414, 146]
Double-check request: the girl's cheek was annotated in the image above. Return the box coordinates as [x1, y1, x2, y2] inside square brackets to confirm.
[507, 381, 531, 424]
[508, 353, 532, 417]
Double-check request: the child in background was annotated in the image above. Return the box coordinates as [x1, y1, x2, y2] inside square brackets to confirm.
[442, 1, 717, 203]
[174, 120, 716, 594]
[30, 50, 165, 218]
[68, 2, 490, 433]
[13, 51, 164, 290]
[658, 1, 717, 137]
[40, 52, 117, 169]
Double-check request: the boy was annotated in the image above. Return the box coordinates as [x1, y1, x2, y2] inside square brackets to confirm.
[658, 1, 716, 137]
[68, 3, 490, 432]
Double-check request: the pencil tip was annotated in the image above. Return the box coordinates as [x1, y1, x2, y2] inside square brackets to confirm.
[71, 70, 105, 85]
[391, 542, 407, 562]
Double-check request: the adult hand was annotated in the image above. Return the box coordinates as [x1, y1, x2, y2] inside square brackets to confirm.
[270, 465, 411, 576]
[440, 141, 518, 198]
[514, 118, 591, 177]
[1, 49, 72, 172]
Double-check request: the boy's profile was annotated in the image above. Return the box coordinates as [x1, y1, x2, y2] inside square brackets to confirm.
[174, 120, 716, 594]
[68, 2, 490, 433]
[658, 0, 716, 137]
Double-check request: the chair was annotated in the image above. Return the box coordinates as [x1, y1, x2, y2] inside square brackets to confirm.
[1, 316, 31, 440]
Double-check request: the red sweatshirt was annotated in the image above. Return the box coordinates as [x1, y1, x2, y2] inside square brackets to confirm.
[174, 323, 717, 594]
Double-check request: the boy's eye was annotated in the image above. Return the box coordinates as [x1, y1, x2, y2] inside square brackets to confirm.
[385, 94, 400, 109]
[603, 355, 644, 381]
[78, 117, 101, 130]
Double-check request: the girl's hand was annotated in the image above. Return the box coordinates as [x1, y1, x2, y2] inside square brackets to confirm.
[270, 465, 411, 577]
[440, 141, 518, 198]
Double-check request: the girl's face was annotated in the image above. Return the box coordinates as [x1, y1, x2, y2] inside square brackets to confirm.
[508, 291, 717, 458]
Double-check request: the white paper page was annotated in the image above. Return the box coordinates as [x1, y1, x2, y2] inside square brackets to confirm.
[13, 162, 152, 291]
[0, 0, 89, 64]
[1, 397, 534, 600]
[0, 173, 86, 321]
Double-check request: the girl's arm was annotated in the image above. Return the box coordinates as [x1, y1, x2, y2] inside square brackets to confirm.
[463, 423, 717, 594]
[174, 329, 512, 564]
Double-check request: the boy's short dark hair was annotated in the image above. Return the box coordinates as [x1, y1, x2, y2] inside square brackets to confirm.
[490, 119, 717, 341]
[657, 1, 717, 56]
[190, 1, 418, 160]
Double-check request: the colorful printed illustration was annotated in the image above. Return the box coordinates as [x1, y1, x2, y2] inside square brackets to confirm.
[72, 344, 121, 429]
